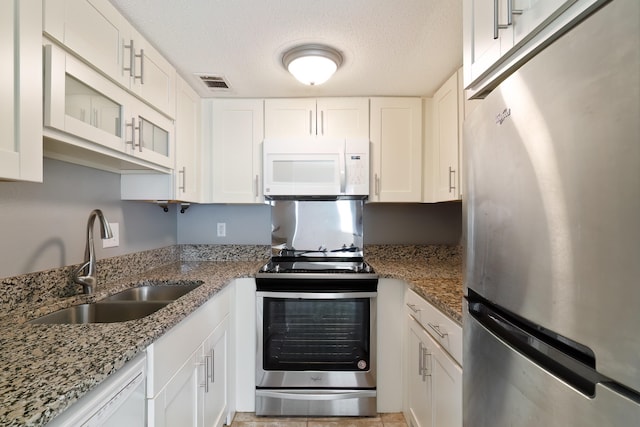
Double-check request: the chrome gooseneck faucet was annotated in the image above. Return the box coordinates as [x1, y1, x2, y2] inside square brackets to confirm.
[73, 209, 113, 294]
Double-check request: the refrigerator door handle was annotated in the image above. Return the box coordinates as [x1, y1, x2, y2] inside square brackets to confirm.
[467, 294, 606, 397]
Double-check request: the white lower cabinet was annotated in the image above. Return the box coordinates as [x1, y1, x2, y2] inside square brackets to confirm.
[404, 290, 462, 427]
[146, 287, 231, 427]
[199, 318, 229, 427]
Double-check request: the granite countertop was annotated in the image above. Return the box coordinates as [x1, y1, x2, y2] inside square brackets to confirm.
[367, 245, 463, 323]
[0, 244, 462, 426]
[0, 260, 263, 427]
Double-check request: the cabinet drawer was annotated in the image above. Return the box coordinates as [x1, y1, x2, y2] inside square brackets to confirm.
[406, 289, 462, 366]
[147, 286, 230, 397]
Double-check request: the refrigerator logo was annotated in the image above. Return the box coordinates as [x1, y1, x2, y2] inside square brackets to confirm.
[495, 108, 511, 125]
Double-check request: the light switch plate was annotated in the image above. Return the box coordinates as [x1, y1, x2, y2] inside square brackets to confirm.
[217, 222, 226, 237]
[103, 222, 119, 248]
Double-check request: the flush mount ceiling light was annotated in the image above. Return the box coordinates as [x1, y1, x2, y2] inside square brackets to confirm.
[282, 44, 343, 86]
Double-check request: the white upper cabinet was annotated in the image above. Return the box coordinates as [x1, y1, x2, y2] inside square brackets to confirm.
[264, 98, 369, 139]
[43, 0, 130, 88]
[174, 77, 202, 203]
[43, 0, 176, 117]
[125, 24, 177, 118]
[0, 0, 42, 182]
[426, 70, 463, 202]
[369, 98, 422, 202]
[464, 0, 608, 98]
[316, 98, 370, 139]
[206, 99, 264, 203]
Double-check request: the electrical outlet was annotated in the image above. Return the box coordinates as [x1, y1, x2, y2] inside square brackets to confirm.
[217, 222, 226, 237]
[103, 222, 119, 248]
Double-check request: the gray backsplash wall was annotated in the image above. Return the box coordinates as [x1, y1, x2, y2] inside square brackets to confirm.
[0, 159, 177, 278]
[176, 200, 462, 246]
[2, 158, 461, 278]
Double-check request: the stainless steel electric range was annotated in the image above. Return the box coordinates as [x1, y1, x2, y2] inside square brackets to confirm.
[255, 199, 378, 417]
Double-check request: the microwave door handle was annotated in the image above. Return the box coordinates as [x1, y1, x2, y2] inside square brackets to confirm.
[339, 141, 346, 193]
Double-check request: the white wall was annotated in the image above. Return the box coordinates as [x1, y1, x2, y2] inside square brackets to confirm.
[0, 159, 177, 278]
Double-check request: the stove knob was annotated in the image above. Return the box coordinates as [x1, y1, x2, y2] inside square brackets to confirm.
[274, 264, 280, 273]
[364, 264, 372, 273]
[261, 264, 269, 272]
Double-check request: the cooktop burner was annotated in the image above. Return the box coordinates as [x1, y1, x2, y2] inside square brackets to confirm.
[256, 257, 377, 280]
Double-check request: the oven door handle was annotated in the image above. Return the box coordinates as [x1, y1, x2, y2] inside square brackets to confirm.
[257, 291, 377, 299]
[256, 389, 376, 401]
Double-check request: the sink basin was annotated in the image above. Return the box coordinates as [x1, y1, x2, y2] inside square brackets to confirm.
[29, 301, 169, 324]
[101, 283, 202, 302]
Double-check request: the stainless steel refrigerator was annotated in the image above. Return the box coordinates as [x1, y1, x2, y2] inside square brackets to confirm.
[463, 0, 640, 425]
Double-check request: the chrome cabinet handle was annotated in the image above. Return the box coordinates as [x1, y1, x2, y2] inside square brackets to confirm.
[125, 118, 138, 149]
[179, 167, 186, 192]
[449, 167, 456, 193]
[123, 40, 135, 77]
[422, 347, 432, 380]
[136, 118, 143, 152]
[374, 174, 380, 196]
[254, 175, 259, 197]
[309, 110, 313, 135]
[407, 303, 421, 314]
[209, 348, 215, 384]
[495, 0, 523, 38]
[199, 355, 211, 393]
[428, 322, 448, 339]
[134, 49, 144, 84]
[508, 0, 523, 25]
[418, 341, 424, 377]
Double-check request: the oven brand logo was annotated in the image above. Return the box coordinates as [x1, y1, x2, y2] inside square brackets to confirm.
[310, 375, 323, 382]
[357, 360, 367, 370]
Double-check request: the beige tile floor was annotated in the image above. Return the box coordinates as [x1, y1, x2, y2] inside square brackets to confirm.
[230, 412, 408, 427]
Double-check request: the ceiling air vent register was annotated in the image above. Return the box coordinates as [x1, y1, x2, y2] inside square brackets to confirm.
[197, 74, 231, 90]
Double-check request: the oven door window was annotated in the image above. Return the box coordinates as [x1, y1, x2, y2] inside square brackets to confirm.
[262, 297, 370, 371]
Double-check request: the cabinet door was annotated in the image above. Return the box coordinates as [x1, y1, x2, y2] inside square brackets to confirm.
[44, 43, 126, 153]
[370, 98, 422, 202]
[200, 317, 229, 427]
[149, 350, 199, 427]
[264, 98, 316, 138]
[316, 98, 369, 139]
[406, 316, 433, 427]
[431, 72, 461, 202]
[512, 0, 574, 46]
[126, 97, 175, 169]
[0, 0, 42, 182]
[126, 25, 177, 118]
[43, 0, 130, 88]
[431, 339, 462, 427]
[463, 0, 513, 86]
[209, 99, 264, 203]
[175, 77, 201, 202]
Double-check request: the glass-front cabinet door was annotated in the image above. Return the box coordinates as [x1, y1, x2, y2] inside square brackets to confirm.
[44, 43, 126, 153]
[124, 96, 174, 169]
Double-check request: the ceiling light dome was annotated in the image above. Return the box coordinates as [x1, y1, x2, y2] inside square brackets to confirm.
[282, 44, 343, 86]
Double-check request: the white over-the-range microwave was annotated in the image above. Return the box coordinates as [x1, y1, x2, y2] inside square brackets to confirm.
[263, 138, 370, 198]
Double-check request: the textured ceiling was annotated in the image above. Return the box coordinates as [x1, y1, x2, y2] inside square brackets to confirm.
[108, 0, 463, 98]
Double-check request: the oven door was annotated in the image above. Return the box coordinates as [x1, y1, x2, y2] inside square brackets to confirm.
[256, 291, 377, 389]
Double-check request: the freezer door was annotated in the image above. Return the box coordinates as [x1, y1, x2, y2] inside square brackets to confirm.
[463, 0, 640, 392]
[463, 301, 640, 426]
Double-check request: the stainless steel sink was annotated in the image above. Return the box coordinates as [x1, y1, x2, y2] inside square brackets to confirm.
[29, 283, 202, 324]
[101, 283, 202, 302]
[29, 301, 169, 324]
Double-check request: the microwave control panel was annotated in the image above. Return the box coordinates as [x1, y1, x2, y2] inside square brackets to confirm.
[345, 153, 369, 195]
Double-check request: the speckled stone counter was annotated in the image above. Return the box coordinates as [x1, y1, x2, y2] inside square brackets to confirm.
[0, 245, 268, 427]
[0, 244, 462, 426]
[366, 244, 463, 323]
